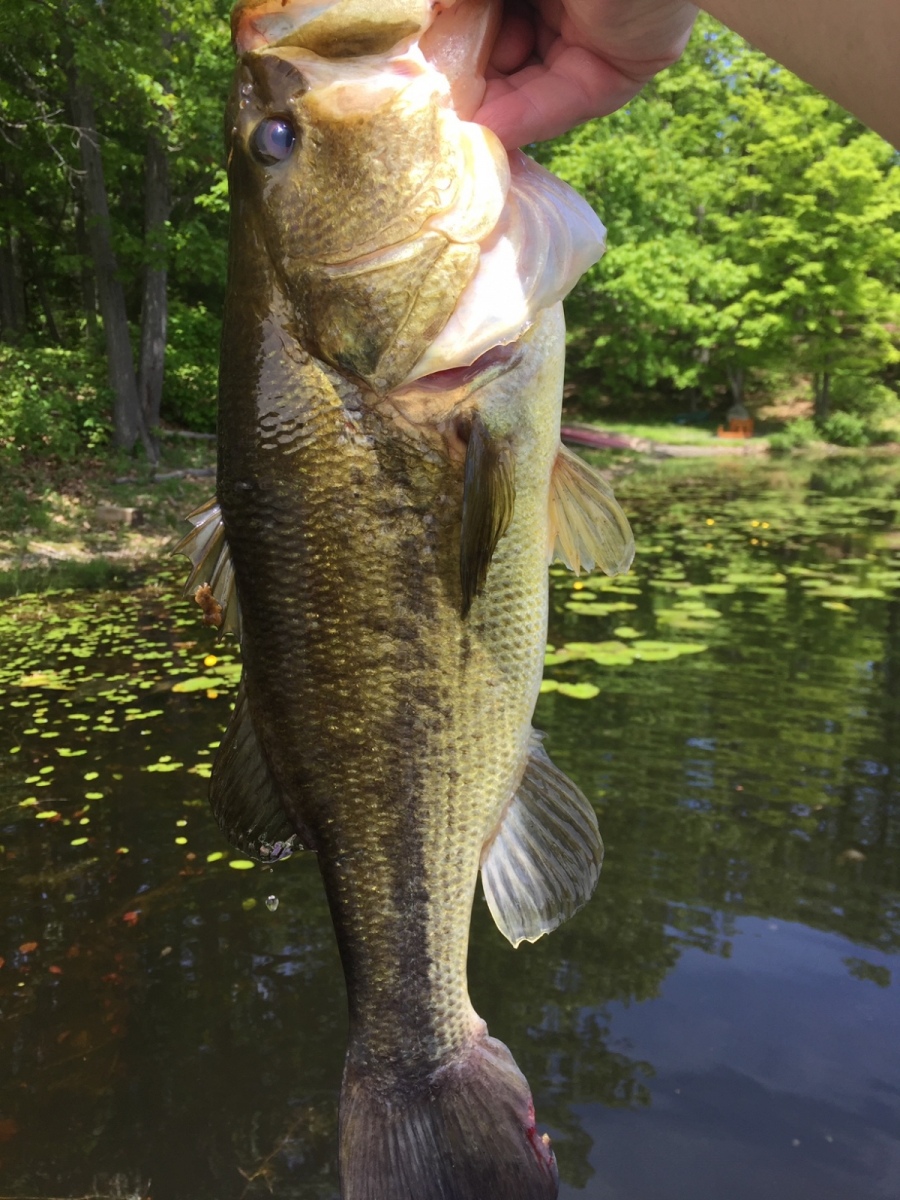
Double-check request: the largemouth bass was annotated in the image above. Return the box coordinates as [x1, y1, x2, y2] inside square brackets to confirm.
[177, 2, 634, 1196]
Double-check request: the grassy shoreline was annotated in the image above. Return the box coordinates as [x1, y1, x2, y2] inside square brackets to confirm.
[2, 429, 898, 594]
[0, 438, 217, 590]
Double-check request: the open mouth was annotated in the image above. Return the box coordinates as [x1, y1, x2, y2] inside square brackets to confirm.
[410, 340, 521, 392]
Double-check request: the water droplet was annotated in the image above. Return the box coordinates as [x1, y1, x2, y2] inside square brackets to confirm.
[266, 895, 279, 912]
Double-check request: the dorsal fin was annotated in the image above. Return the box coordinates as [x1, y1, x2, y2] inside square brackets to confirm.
[481, 732, 602, 948]
[174, 497, 241, 638]
[210, 681, 314, 862]
[460, 413, 515, 617]
[548, 445, 634, 576]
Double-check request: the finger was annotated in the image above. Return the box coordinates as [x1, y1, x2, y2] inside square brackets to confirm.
[488, 2, 538, 74]
[475, 46, 643, 147]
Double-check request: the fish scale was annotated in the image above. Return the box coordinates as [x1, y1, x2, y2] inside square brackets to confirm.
[222, 345, 548, 1072]
[175, 4, 635, 1195]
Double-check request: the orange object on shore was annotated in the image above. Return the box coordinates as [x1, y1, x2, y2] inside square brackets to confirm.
[717, 417, 754, 439]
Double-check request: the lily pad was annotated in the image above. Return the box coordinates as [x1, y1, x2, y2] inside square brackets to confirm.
[724, 572, 786, 586]
[14, 671, 73, 690]
[544, 651, 571, 666]
[171, 675, 223, 694]
[814, 585, 888, 601]
[631, 640, 708, 662]
[565, 601, 638, 616]
[556, 682, 601, 700]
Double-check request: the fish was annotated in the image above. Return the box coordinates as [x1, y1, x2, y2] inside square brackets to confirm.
[176, 2, 634, 1197]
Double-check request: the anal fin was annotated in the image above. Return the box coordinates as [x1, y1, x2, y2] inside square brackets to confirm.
[211, 682, 313, 862]
[460, 413, 515, 617]
[481, 732, 602, 948]
[173, 497, 241, 638]
[549, 444, 634, 576]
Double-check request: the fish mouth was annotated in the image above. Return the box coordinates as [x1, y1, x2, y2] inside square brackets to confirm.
[406, 339, 523, 394]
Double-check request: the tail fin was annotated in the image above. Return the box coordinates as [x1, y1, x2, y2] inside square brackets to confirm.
[340, 1035, 558, 1200]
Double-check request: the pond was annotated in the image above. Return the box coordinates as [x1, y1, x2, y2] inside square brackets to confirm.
[0, 454, 898, 1200]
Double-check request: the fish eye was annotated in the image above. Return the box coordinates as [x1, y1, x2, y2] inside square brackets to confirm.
[251, 117, 296, 165]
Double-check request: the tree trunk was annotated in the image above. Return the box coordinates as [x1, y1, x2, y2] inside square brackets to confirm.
[68, 64, 153, 458]
[0, 232, 27, 341]
[726, 365, 745, 407]
[0, 164, 27, 340]
[138, 129, 170, 445]
[814, 369, 831, 423]
[74, 199, 99, 344]
[26, 238, 63, 345]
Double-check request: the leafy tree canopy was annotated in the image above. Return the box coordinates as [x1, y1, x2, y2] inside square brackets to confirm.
[542, 15, 900, 415]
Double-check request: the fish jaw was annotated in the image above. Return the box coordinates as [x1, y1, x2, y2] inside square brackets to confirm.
[232, 0, 433, 56]
[231, 0, 502, 109]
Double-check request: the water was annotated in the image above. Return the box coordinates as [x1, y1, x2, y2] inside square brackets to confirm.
[0, 455, 898, 1199]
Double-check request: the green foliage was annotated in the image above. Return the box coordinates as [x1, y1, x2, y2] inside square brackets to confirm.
[0, 343, 111, 460]
[545, 16, 900, 413]
[819, 411, 874, 448]
[0, 0, 231, 453]
[768, 416, 818, 454]
[826, 374, 900, 418]
[163, 301, 220, 431]
[2, 6, 899, 456]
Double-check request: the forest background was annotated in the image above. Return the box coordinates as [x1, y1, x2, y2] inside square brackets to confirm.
[2, 0, 900, 473]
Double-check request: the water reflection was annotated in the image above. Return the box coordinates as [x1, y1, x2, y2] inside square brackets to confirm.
[0, 457, 898, 1197]
[559, 918, 900, 1200]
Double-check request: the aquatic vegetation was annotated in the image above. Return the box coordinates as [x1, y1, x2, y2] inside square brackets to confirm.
[0, 456, 898, 1194]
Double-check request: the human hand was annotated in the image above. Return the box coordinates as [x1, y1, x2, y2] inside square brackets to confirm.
[474, 0, 698, 147]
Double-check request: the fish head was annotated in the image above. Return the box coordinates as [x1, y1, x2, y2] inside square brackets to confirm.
[226, 36, 509, 394]
[225, 0, 605, 398]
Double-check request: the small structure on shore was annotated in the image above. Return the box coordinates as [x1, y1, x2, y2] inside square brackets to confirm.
[717, 401, 754, 439]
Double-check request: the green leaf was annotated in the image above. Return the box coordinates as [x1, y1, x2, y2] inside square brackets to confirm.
[556, 682, 601, 700]
[565, 601, 638, 616]
[171, 675, 225, 693]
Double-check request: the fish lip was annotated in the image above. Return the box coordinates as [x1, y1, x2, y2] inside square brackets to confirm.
[399, 339, 524, 396]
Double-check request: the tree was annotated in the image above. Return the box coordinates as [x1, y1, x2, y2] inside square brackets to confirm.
[0, 0, 230, 452]
[543, 16, 900, 415]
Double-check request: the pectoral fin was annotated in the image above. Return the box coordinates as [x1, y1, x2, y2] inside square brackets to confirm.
[174, 497, 241, 638]
[460, 413, 515, 617]
[211, 682, 313, 861]
[548, 445, 634, 576]
[481, 733, 603, 948]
